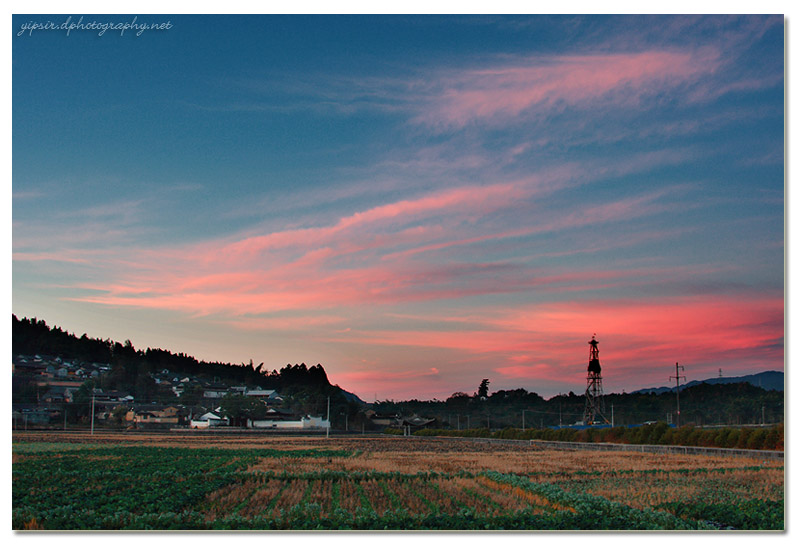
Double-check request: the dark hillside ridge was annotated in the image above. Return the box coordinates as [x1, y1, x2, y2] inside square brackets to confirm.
[11, 314, 345, 395]
[632, 371, 783, 394]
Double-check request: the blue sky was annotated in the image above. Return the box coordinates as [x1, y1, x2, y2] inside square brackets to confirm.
[12, 13, 784, 400]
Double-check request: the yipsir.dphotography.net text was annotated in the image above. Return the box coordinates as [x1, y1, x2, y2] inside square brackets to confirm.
[16, 15, 173, 38]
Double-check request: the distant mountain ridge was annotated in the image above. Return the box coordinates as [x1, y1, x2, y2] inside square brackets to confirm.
[632, 370, 783, 394]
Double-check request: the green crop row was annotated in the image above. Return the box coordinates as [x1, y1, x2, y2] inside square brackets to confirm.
[656, 499, 784, 530]
[482, 472, 706, 530]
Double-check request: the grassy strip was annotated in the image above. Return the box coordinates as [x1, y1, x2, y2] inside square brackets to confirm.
[265, 480, 290, 513]
[377, 480, 403, 511]
[402, 480, 440, 515]
[300, 480, 314, 507]
[462, 487, 500, 512]
[353, 481, 374, 513]
[331, 480, 341, 511]
[425, 480, 469, 511]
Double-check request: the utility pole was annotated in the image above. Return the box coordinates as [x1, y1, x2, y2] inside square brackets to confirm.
[91, 391, 95, 435]
[669, 362, 686, 428]
[611, 403, 614, 427]
[326, 396, 330, 439]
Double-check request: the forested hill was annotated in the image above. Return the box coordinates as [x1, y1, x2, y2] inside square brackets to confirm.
[12, 315, 332, 390]
[632, 370, 784, 394]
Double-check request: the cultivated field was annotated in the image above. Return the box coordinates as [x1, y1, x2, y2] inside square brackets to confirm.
[12, 431, 784, 530]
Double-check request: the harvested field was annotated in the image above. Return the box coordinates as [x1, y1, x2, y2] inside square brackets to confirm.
[12, 431, 784, 530]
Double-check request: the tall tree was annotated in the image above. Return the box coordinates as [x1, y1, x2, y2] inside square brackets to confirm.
[477, 379, 490, 399]
[219, 394, 268, 427]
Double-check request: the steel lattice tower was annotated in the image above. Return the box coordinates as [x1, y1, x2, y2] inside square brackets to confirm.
[583, 334, 608, 425]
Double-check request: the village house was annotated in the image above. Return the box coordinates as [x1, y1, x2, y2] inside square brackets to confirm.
[39, 385, 80, 404]
[399, 415, 437, 430]
[13, 405, 58, 427]
[189, 409, 229, 428]
[125, 405, 183, 426]
[366, 411, 402, 427]
[202, 384, 229, 399]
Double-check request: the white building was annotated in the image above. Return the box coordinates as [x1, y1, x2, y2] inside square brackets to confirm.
[248, 415, 329, 430]
[189, 411, 229, 428]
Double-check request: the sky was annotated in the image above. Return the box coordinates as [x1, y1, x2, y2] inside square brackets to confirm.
[11, 13, 785, 401]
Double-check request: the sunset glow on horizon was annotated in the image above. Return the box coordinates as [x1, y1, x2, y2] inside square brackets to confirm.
[12, 14, 784, 400]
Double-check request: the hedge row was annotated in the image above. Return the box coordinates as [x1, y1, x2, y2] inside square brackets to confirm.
[410, 422, 783, 451]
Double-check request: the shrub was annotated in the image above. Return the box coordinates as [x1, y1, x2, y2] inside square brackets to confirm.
[713, 428, 731, 448]
[603, 426, 625, 443]
[746, 429, 767, 450]
[762, 424, 783, 450]
[673, 424, 696, 446]
[723, 429, 741, 449]
[773, 424, 784, 450]
[735, 428, 753, 449]
[657, 428, 674, 445]
[495, 427, 521, 440]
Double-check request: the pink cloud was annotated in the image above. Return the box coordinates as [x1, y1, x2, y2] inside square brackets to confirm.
[225, 314, 348, 332]
[12, 251, 92, 264]
[382, 184, 683, 262]
[418, 50, 720, 128]
[70, 262, 636, 320]
[64, 187, 699, 320]
[215, 181, 524, 262]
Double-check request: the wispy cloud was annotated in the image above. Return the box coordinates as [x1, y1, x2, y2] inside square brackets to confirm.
[55, 160, 693, 320]
[415, 50, 721, 129]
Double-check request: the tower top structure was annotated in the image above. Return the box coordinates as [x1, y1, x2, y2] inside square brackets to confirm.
[587, 334, 601, 374]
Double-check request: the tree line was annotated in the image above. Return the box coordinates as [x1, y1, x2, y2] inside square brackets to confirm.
[375, 378, 783, 429]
